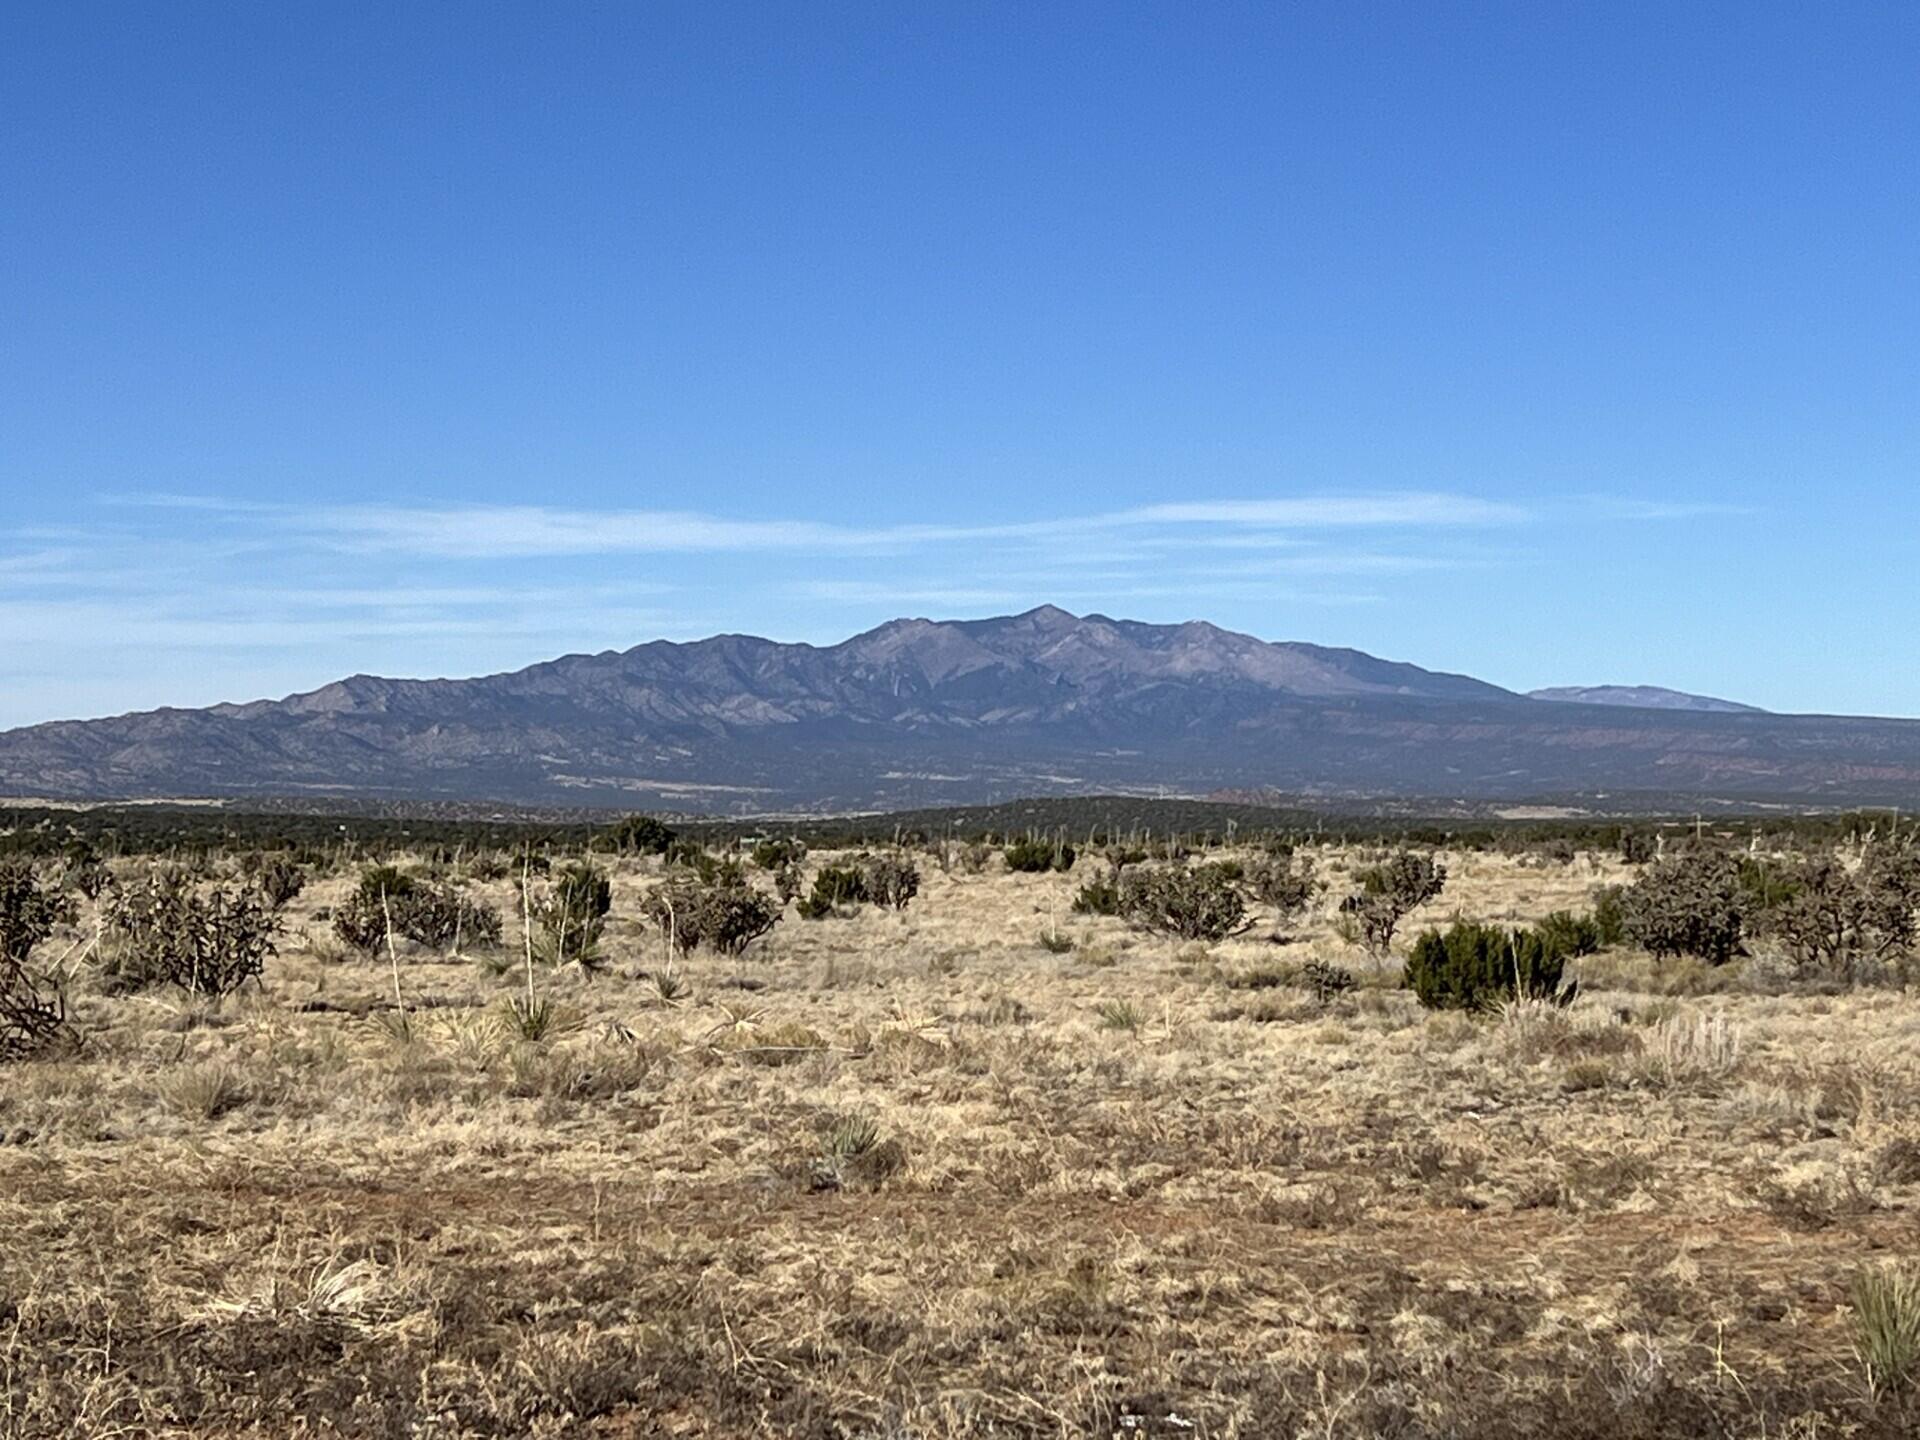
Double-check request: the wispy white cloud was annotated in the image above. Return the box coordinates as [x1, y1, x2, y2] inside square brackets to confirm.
[1579, 495, 1756, 521]
[0, 597, 689, 651]
[1116, 494, 1527, 528]
[108, 489, 1532, 560]
[797, 581, 1042, 608]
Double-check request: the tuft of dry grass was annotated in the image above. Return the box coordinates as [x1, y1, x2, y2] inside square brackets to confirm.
[1854, 1264, 1920, 1400]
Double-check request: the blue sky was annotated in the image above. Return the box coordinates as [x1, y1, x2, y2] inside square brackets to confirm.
[2, 3, 1916, 727]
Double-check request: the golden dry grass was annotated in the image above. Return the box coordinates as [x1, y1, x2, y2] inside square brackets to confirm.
[4, 845, 1920, 1436]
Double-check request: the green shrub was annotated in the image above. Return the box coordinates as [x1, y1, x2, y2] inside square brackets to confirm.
[333, 868, 501, 953]
[1536, 910, 1601, 959]
[606, 814, 676, 855]
[1620, 852, 1745, 963]
[532, 861, 613, 967]
[1404, 921, 1577, 1011]
[1004, 839, 1075, 873]
[1751, 848, 1920, 978]
[67, 852, 115, 902]
[0, 859, 75, 968]
[0, 861, 77, 1062]
[1591, 885, 1629, 948]
[643, 876, 780, 957]
[1072, 876, 1125, 916]
[1619, 830, 1657, 865]
[1297, 959, 1357, 1005]
[797, 865, 869, 920]
[331, 892, 387, 952]
[752, 838, 807, 871]
[860, 853, 920, 910]
[1862, 843, 1920, 956]
[1119, 863, 1249, 941]
[1340, 851, 1447, 956]
[251, 855, 306, 909]
[398, 883, 503, 950]
[1247, 853, 1318, 933]
[106, 873, 275, 996]
[465, 851, 512, 882]
[662, 838, 710, 870]
[357, 864, 415, 902]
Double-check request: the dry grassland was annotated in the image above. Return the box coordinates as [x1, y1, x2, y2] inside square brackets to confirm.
[5, 847, 1920, 1437]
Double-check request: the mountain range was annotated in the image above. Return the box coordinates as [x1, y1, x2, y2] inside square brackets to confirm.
[2, 605, 1916, 813]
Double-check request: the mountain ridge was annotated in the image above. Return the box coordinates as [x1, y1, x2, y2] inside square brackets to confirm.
[1527, 684, 1765, 714]
[2, 607, 1916, 812]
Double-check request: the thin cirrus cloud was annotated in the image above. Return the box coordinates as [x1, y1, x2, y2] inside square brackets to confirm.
[197, 489, 1536, 559]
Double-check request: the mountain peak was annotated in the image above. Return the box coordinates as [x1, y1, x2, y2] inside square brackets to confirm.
[0, 608, 1909, 811]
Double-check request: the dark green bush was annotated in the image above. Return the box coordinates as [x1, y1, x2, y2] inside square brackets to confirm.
[1752, 848, 1920, 977]
[465, 851, 512, 882]
[1591, 885, 1629, 948]
[798, 865, 869, 920]
[1861, 844, 1920, 956]
[662, 838, 711, 871]
[1003, 839, 1075, 873]
[1072, 876, 1125, 916]
[1536, 910, 1601, 959]
[331, 865, 418, 947]
[1404, 921, 1577, 1011]
[68, 853, 114, 902]
[1619, 830, 1657, 865]
[752, 838, 807, 871]
[606, 814, 676, 855]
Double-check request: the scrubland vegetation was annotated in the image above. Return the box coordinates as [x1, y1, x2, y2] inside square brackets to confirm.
[5, 810, 1920, 1436]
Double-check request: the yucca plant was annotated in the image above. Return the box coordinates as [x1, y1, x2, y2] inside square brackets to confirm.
[501, 993, 576, 1043]
[443, 1009, 506, 1066]
[1097, 998, 1145, 1034]
[824, 1112, 881, 1162]
[368, 1008, 419, 1049]
[810, 1111, 896, 1192]
[158, 1062, 247, 1120]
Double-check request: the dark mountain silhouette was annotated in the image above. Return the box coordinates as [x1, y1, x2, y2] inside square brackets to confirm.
[2, 606, 1916, 812]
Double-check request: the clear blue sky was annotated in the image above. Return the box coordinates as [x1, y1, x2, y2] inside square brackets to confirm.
[2, 3, 1915, 727]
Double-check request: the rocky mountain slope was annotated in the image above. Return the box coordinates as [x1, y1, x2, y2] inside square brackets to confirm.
[2, 606, 1914, 812]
